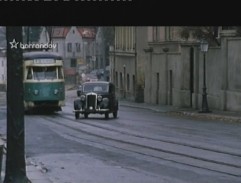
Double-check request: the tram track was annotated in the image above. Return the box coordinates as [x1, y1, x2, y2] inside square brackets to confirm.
[27, 114, 241, 178]
[62, 112, 241, 158]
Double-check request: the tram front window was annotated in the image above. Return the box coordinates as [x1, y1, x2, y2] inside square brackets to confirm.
[32, 67, 57, 80]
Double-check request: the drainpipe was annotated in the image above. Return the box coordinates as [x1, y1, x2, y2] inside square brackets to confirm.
[163, 47, 169, 105]
[134, 27, 137, 101]
[113, 27, 116, 84]
[144, 47, 153, 103]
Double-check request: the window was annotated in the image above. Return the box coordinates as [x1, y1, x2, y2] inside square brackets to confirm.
[109, 84, 115, 94]
[115, 72, 118, 87]
[56, 43, 58, 52]
[27, 67, 32, 79]
[76, 43, 81, 52]
[32, 67, 57, 80]
[67, 43, 72, 52]
[127, 74, 130, 91]
[45, 67, 57, 79]
[71, 59, 76, 67]
[222, 26, 235, 30]
[152, 27, 158, 41]
[120, 72, 123, 89]
[133, 75, 135, 93]
[58, 66, 64, 79]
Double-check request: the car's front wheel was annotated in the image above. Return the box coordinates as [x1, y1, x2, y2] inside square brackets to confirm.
[105, 112, 109, 119]
[84, 113, 88, 119]
[113, 111, 118, 118]
[75, 112, 80, 119]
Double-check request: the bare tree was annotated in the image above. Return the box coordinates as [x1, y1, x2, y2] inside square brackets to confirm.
[180, 26, 220, 46]
[0, 26, 6, 48]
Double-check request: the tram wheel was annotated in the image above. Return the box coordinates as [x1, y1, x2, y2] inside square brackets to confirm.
[113, 111, 118, 118]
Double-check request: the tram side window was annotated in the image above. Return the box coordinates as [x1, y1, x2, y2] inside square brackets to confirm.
[58, 67, 63, 79]
[27, 68, 32, 80]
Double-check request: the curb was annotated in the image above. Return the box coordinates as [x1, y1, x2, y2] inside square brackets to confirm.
[169, 111, 241, 123]
[119, 103, 170, 113]
[120, 103, 241, 123]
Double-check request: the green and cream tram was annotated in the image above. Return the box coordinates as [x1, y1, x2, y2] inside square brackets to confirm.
[23, 51, 65, 113]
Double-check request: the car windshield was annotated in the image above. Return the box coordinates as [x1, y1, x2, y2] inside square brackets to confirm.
[83, 83, 108, 93]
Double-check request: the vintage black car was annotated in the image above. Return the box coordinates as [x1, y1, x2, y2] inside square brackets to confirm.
[73, 81, 119, 119]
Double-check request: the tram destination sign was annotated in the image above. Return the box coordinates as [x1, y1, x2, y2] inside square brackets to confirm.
[33, 59, 56, 64]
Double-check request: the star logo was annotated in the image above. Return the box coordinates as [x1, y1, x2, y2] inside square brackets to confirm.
[9, 39, 19, 49]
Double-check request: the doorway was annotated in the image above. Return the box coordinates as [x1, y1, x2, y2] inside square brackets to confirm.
[190, 47, 194, 107]
[156, 73, 159, 104]
[169, 70, 173, 105]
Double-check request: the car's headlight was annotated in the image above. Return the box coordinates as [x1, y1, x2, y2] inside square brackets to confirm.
[80, 95, 86, 101]
[102, 98, 109, 103]
[97, 95, 102, 102]
[102, 98, 109, 108]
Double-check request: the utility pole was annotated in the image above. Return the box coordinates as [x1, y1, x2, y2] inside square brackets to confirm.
[4, 27, 30, 183]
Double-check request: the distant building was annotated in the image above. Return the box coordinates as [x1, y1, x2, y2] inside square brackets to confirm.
[39, 26, 97, 85]
[95, 27, 105, 70]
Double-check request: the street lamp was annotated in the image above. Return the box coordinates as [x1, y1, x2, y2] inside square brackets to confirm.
[199, 39, 211, 113]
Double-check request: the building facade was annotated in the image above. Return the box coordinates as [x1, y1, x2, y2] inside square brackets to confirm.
[110, 26, 241, 112]
[145, 26, 241, 112]
[144, 26, 197, 107]
[109, 27, 148, 102]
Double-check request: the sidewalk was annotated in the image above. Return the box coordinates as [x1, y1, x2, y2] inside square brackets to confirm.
[1, 157, 53, 183]
[0, 91, 53, 183]
[0, 148, 53, 183]
[119, 99, 241, 123]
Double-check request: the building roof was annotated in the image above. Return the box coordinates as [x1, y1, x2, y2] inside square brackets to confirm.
[77, 27, 96, 39]
[50, 26, 96, 39]
[51, 27, 71, 38]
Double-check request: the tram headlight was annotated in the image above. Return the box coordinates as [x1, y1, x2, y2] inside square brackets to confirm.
[80, 95, 86, 101]
[33, 90, 39, 95]
[54, 89, 59, 95]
